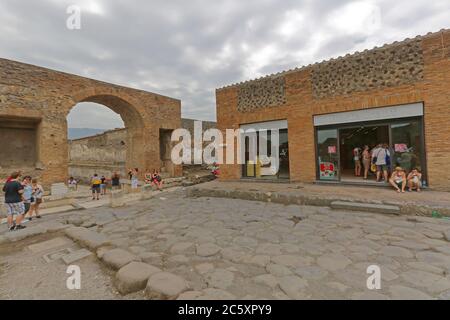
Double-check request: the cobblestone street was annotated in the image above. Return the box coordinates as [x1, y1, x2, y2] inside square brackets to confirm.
[2, 189, 450, 300]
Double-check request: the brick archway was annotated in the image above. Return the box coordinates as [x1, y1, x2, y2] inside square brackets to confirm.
[0, 58, 182, 186]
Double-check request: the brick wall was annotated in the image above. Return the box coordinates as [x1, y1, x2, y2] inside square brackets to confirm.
[0, 59, 182, 186]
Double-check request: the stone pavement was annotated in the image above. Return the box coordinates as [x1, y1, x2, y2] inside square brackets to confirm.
[188, 181, 450, 217]
[2, 188, 450, 300]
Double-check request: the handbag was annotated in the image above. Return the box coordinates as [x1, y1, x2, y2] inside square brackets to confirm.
[371, 163, 377, 173]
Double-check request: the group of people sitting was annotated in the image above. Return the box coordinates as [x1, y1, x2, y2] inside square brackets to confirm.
[2, 171, 44, 231]
[353, 143, 423, 193]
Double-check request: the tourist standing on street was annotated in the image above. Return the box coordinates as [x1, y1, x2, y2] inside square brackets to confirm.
[362, 145, 371, 180]
[2, 171, 26, 231]
[372, 143, 390, 182]
[100, 175, 107, 195]
[111, 172, 121, 190]
[91, 174, 101, 200]
[27, 179, 44, 220]
[353, 147, 362, 177]
[131, 168, 139, 189]
[22, 176, 33, 217]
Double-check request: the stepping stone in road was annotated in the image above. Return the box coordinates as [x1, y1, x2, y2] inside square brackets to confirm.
[146, 272, 189, 299]
[102, 248, 141, 270]
[116, 262, 161, 294]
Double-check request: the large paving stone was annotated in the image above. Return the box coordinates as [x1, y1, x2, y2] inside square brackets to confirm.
[204, 269, 235, 290]
[389, 285, 433, 300]
[271, 255, 313, 268]
[294, 266, 329, 280]
[3, 225, 47, 242]
[317, 253, 352, 272]
[266, 264, 293, 277]
[102, 248, 141, 270]
[416, 251, 450, 268]
[400, 269, 450, 293]
[196, 243, 221, 257]
[116, 262, 161, 294]
[62, 249, 93, 265]
[27, 237, 72, 253]
[278, 276, 309, 299]
[379, 246, 414, 259]
[170, 242, 194, 254]
[146, 272, 189, 299]
[65, 227, 110, 250]
[252, 274, 279, 289]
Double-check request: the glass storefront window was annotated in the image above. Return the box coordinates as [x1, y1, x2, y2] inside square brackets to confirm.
[242, 127, 289, 180]
[317, 129, 339, 180]
[391, 120, 423, 174]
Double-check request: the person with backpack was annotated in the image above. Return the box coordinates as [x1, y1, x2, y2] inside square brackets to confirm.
[2, 171, 26, 231]
[372, 143, 390, 182]
[91, 174, 101, 200]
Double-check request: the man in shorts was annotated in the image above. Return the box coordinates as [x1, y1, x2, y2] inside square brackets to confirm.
[2, 171, 26, 231]
[91, 174, 101, 200]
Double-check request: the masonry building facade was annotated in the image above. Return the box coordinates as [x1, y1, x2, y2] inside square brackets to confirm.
[216, 30, 450, 191]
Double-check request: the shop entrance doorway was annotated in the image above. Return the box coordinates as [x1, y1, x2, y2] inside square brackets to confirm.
[339, 125, 389, 182]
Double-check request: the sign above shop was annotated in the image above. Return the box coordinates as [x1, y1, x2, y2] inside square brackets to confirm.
[313, 103, 424, 127]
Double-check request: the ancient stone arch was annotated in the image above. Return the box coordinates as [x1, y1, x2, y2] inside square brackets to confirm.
[0, 58, 182, 185]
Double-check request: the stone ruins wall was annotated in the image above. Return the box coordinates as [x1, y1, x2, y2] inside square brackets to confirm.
[68, 118, 216, 183]
[0, 58, 182, 186]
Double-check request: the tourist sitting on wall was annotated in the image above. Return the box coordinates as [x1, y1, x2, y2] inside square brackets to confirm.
[144, 171, 152, 185]
[151, 169, 163, 191]
[208, 162, 220, 177]
[68, 177, 78, 191]
[407, 168, 423, 192]
[389, 167, 407, 193]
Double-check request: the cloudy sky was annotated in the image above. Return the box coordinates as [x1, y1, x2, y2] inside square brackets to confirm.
[1, 0, 449, 129]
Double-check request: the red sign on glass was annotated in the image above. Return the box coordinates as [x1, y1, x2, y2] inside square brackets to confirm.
[328, 146, 337, 154]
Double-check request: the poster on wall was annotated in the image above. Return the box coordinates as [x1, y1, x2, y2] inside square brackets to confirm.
[395, 143, 408, 153]
[328, 146, 337, 154]
[320, 162, 336, 179]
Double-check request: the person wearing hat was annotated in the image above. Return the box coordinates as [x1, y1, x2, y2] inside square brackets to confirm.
[389, 166, 407, 193]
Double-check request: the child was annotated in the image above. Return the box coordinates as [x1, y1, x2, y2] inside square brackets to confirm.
[27, 179, 44, 220]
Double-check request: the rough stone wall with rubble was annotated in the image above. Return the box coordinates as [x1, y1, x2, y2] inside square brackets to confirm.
[237, 76, 286, 112]
[68, 118, 216, 183]
[216, 30, 450, 191]
[0, 58, 182, 186]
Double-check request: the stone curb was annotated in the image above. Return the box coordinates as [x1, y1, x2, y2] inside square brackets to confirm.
[186, 187, 450, 217]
